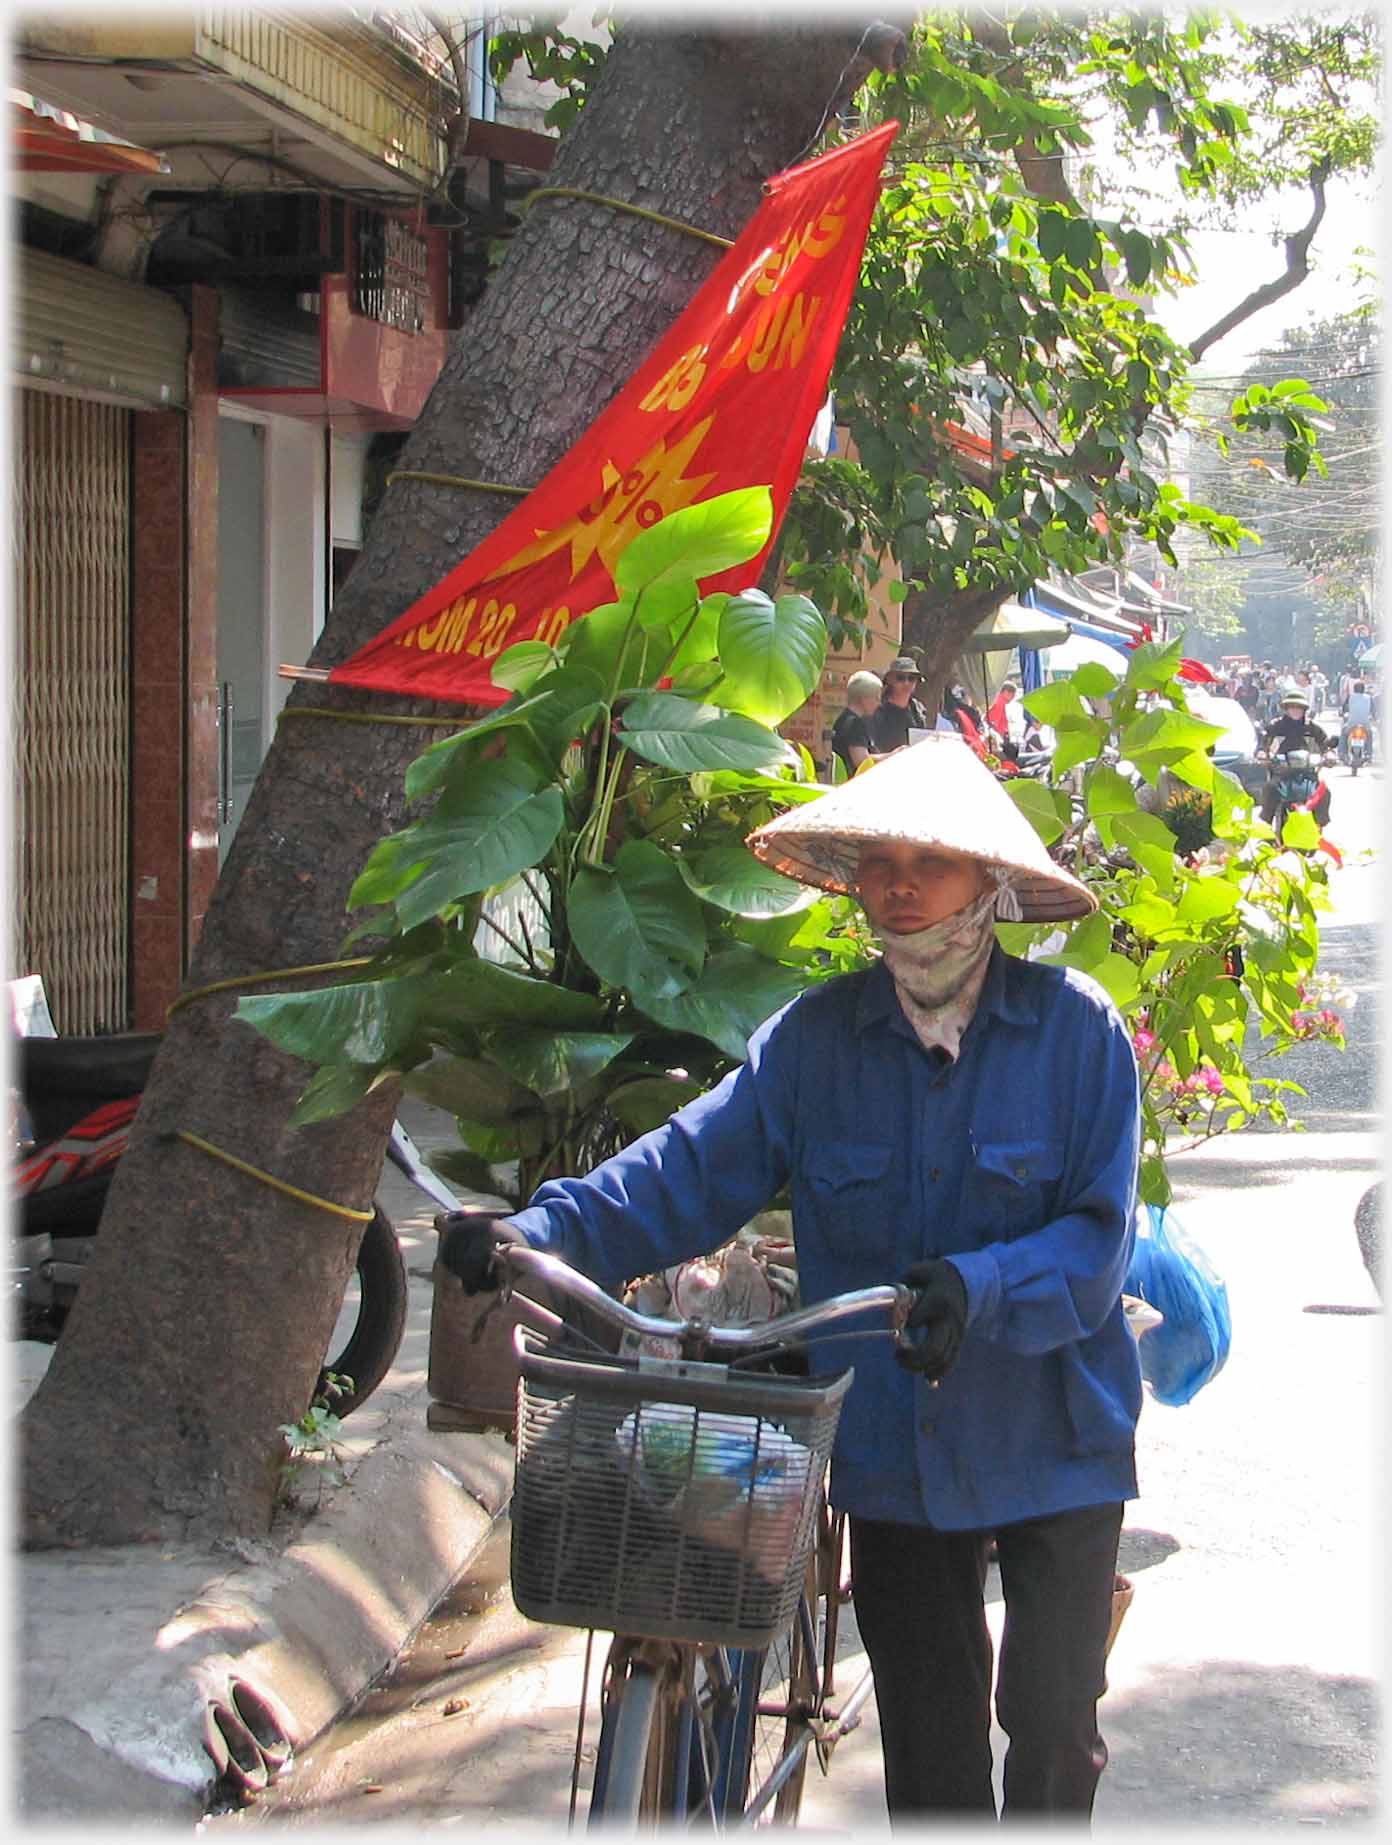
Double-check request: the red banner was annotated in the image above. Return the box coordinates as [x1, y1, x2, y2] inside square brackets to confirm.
[330, 123, 897, 707]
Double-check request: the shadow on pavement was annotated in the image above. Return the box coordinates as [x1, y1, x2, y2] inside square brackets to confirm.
[1170, 1151, 1379, 1193]
[1117, 1527, 1181, 1574]
[1100, 1658, 1379, 1825]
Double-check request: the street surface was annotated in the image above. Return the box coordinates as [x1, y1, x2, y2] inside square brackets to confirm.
[208, 753, 1383, 1833]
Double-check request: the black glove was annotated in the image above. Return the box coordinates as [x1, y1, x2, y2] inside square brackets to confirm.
[896, 1258, 969, 1382]
[435, 1210, 530, 1294]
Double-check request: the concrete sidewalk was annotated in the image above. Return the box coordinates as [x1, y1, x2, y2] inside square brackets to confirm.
[13, 1100, 515, 1825]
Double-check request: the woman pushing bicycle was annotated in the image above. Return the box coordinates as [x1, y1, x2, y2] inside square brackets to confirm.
[441, 733, 1143, 1825]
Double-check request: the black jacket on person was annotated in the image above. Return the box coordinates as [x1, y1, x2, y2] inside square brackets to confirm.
[1260, 714, 1328, 757]
[831, 705, 873, 776]
[870, 695, 931, 754]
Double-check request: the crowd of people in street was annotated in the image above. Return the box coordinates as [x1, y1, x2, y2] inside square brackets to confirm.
[830, 660, 1050, 780]
[829, 647, 1380, 792]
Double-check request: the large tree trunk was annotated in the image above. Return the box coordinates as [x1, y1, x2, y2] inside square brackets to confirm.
[901, 583, 1011, 717]
[21, 21, 899, 1548]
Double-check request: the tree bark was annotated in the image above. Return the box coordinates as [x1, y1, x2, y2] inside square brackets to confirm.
[901, 583, 1012, 717]
[20, 20, 900, 1548]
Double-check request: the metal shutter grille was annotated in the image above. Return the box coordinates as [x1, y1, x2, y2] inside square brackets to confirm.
[15, 389, 131, 1033]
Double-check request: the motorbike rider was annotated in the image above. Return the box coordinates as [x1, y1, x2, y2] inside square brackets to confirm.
[1258, 689, 1331, 826]
[1339, 680, 1376, 763]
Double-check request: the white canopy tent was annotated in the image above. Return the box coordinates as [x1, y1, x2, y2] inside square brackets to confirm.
[1039, 631, 1131, 679]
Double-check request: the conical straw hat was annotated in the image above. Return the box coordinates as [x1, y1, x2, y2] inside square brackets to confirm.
[746, 733, 1096, 923]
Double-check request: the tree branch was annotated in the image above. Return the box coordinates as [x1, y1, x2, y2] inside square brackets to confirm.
[1188, 161, 1331, 364]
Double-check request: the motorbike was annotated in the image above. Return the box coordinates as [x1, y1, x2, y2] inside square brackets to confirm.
[1345, 724, 1371, 776]
[11, 1029, 465, 1416]
[1260, 747, 1334, 833]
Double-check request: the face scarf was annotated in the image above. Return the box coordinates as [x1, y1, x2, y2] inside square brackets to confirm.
[876, 871, 1015, 1061]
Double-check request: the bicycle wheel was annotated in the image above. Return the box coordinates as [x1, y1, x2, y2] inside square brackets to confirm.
[737, 1554, 823, 1823]
[589, 1656, 680, 1825]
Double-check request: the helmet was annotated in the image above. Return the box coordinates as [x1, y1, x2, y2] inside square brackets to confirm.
[1280, 689, 1311, 710]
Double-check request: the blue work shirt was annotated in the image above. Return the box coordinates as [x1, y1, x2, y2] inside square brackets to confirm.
[510, 945, 1143, 1532]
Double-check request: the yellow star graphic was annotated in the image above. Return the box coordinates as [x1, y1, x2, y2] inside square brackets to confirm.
[492, 415, 719, 587]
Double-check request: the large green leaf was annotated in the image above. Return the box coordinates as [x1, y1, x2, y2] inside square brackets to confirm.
[618, 693, 794, 774]
[431, 958, 606, 1032]
[676, 845, 818, 918]
[1071, 661, 1121, 698]
[390, 759, 565, 930]
[482, 1027, 636, 1098]
[403, 695, 552, 801]
[236, 974, 433, 1066]
[1005, 777, 1072, 845]
[712, 590, 828, 724]
[688, 769, 831, 804]
[288, 1061, 385, 1128]
[614, 488, 773, 598]
[1174, 874, 1240, 924]
[515, 664, 609, 760]
[569, 840, 708, 1005]
[637, 945, 806, 1062]
[1086, 763, 1140, 818]
[491, 639, 558, 693]
[1111, 810, 1179, 891]
[633, 575, 700, 633]
[667, 592, 728, 676]
[604, 1074, 706, 1139]
[1088, 952, 1143, 1009]
[1050, 716, 1110, 775]
[1123, 636, 1186, 690]
[400, 1052, 538, 1121]
[1043, 910, 1112, 973]
[1281, 808, 1321, 850]
[1022, 680, 1088, 727]
[559, 599, 662, 689]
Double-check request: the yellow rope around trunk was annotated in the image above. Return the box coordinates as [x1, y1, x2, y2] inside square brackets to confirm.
[386, 469, 529, 496]
[521, 184, 735, 250]
[165, 959, 382, 1223]
[174, 1130, 375, 1223]
[276, 707, 475, 730]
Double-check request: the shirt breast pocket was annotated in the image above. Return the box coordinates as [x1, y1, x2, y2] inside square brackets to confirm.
[800, 1141, 895, 1268]
[969, 1138, 1065, 1238]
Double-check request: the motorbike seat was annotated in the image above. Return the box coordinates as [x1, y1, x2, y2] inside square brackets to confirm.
[19, 1032, 162, 1102]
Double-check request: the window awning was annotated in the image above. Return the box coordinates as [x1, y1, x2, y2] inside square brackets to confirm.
[960, 601, 1069, 654]
[12, 90, 168, 175]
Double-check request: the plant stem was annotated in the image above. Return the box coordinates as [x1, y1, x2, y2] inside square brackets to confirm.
[521, 870, 554, 931]
[477, 909, 538, 972]
[651, 593, 707, 685]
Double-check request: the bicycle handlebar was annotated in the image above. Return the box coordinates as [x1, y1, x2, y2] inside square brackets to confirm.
[497, 1242, 914, 1356]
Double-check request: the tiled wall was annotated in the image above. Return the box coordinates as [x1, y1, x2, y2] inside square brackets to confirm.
[127, 286, 221, 1027]
[185, 286, 221, 953]
[129, 411, 185, 1028]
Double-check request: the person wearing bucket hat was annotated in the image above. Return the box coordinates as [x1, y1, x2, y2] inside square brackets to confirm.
[869, 655, 932, 754]
[440, 735, 1143, 1821]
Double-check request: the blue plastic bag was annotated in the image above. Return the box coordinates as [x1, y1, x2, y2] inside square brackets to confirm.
[1124, 1205, 1232, 1406]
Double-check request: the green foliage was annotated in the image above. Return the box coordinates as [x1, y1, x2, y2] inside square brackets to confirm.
[1187, 310, 1379, 636]
[278, 1372, 353, 1507]
[240, 496, 1348, 1224]
[486, 15, 610, 133]
[770, 10, 1373, 633]
[237, 494, 874, 1204]
[1006, 633, 1342, 1206]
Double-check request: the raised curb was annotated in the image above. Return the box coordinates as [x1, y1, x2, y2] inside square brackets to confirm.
[16, 1378, 514, 1823]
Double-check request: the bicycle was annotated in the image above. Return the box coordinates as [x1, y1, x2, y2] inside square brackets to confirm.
[494, 1242, 916, 1827]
